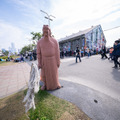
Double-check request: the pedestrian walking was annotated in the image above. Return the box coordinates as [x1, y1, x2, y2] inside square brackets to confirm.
[76, 47, 81, 63]
[108, 47, 114, 60]
[112, 40, 120, 69]
[101, 46, 108, 59]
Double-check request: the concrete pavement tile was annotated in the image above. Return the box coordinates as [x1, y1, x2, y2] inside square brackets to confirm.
[18, 78, 26, 83]
[10, 79, 17, 81]
[24, 75, 29, 80]
[7, 86, 18, 94]
[18, 81, 26, 85]
[11, 76, 17, 78]
[0, 87, 7, 92]
[24, 74, 29, 78]
[18, 85, 27, 89]
[3, 77, 10, 81]
[1, 80, 10, 84]
[5, 72, 14, 75]
[18, 82, 26, 86]
[9, 83, 18, 88]
[24, 73, 30, 76]
[8, 82, 17, 87]
[1, 76, 9, 80]
[0, 84, 9, 88]
[9, 80, 17, 83]
[18, 84, 27, 90]
[11, 77, 17, 80]
[18, 77, 26, 81]
[18, 79, 26, 83]
[1, 77, 10, 79]
[24, 78, 29, 83]
[0, 81, 2, 84]
[9, 83, 17, 87]
[25, 78, 29, 83]
[18, 80, 27, 84]
[18, 74, 25, 77]
[18, 75, 25, 78]
[0, 88, 7, 98]
[0, 62, 31, 98]
[24, 74, 30, 78]
[2, 79, 10, 81]
[0, 80, 4, 84]
[0, 93, 7, 98]
[0, 76, 5, 78]
[18, 73, 26, 77]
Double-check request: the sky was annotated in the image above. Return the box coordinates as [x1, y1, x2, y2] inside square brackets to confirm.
[0, 0, 120, 51]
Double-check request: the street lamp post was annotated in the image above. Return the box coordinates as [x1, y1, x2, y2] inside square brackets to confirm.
[40, 10, 55, 28]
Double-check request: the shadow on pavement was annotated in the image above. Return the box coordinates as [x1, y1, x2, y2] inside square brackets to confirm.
[48, 79, 120, 120]
[68, 62, 81, 66]
[111, 68, 120, 82]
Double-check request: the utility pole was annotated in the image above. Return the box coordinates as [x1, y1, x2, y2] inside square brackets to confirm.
[40, 10, 55, 28]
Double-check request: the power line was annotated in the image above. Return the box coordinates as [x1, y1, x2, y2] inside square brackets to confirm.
[104, 25, 120, 31]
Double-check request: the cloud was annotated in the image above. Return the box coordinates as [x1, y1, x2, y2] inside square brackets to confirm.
[8, 0, 49, 35]
[104, 27, 120, 47]
[1, 0, 120, 49]
[0, 20, 29, 50]
[51, 0, 120, 23]
[100, 11, 120, 23]
[0, 0, 51, 50]
[49, 0, 120, 44]
[10, 0, 48, 23]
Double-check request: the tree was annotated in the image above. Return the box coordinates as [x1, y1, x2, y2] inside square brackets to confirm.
[31, 32, 42, 42]
[2, 50, 9, 56]
[31, 31, 55, 42]
[20, 45, 31, 54]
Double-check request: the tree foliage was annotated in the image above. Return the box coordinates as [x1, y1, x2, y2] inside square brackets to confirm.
[20, 45, 30, 54]
[2, 50, 9, 56]
[20, 44, 36, 54]
[31, 32, 42, 42]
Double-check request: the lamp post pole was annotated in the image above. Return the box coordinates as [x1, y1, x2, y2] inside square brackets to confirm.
[40, 10, 55, 28]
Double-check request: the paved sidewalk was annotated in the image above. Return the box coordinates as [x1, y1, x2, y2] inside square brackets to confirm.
[0, 62, 30, 99]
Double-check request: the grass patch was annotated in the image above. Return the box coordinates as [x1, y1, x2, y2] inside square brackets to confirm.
[0, 61, 18, 66]
[0, 61, 6, 64]
[0, 90, 90, 120]
[0, 56, 20, 66]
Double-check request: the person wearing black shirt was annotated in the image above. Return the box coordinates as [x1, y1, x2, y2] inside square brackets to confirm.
[101, 46, 108, 59]
[33, 50, 37, 60]
[112, 40, 120, 68]
[76, 47, 81, 63]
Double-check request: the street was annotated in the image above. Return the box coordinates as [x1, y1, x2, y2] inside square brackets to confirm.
[49, 55, 120, 120]
[59, 55, 120, 101]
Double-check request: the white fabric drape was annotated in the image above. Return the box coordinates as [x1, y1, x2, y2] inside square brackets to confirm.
[23, 63, 40, 113]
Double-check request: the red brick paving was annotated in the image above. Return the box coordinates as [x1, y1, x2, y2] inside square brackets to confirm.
[0, 62, 30, 99]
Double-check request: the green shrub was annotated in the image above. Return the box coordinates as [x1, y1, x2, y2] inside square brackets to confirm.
[0, 55, 19, 60]
[0, 56, 8, 60]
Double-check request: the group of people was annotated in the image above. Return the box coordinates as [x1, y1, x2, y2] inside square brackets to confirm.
[60, 48, 100, 59]
[21, 50, 37, 61]
[100, 40, 120, 69]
